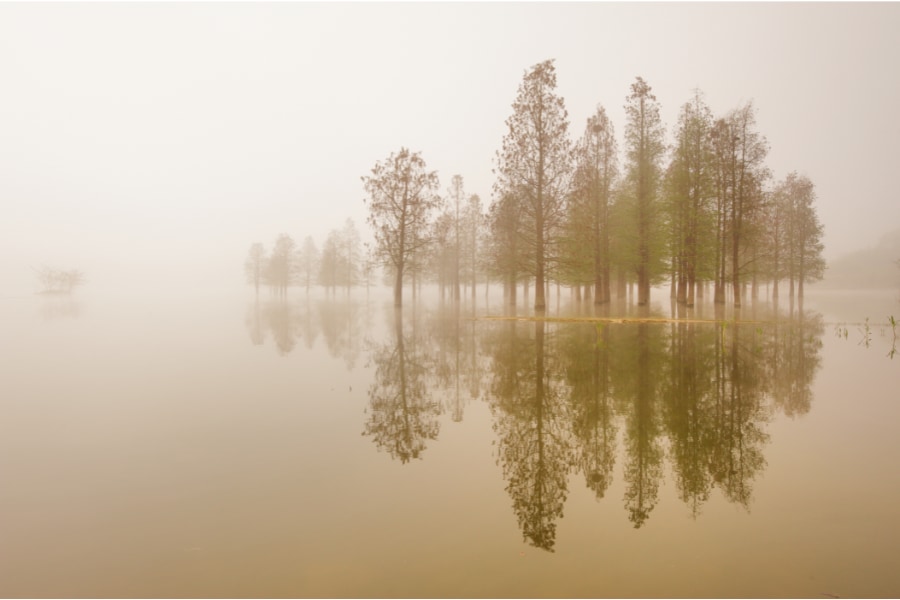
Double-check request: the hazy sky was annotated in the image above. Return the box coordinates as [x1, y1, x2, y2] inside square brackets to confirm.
[2, 2, 899, 292]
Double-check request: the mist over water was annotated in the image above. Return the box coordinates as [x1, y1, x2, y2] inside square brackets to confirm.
[2, 285, 898, 597]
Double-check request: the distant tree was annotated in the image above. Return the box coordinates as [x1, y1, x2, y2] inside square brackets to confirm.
[319, 229, 342, 294]
[296, 236, 319, 294]
[429, 210, 455, 299]
[245, 243, 267, 296]
[495, 59, 573, 311]
[340, 218, 363, 293]
[269, 233, 296, 298]
[781, 172, 825, 300]
[35, 266, 85, 294]
[363, 148, 441, 307]
[447, 175, 466, 301]
[462, 193, 485, 301]
[622, 76, 667, 307]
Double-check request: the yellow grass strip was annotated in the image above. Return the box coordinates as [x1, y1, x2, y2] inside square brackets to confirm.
[475, 315, 767, 325]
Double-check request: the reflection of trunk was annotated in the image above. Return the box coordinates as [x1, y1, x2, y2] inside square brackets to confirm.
[395, 310, 411, 451]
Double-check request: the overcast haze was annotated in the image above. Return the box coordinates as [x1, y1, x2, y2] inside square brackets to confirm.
[2, 2, 899, 293]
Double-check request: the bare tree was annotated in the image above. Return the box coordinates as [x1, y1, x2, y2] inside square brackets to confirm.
[35, 266, 85, 294]
[363, 148, 441, 307]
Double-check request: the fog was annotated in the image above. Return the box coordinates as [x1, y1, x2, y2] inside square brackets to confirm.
[2, 2, 899, 294]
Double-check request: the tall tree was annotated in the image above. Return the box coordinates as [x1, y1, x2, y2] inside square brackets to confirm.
[711, 102, 769, 308]
[569, 104, 618, 304]
[622, 77, 666, 306]
[495, 59, 572, 311]
[666, 91, 715, 307]
[781, 172, 825, 300]
[363, 148, 441, 307]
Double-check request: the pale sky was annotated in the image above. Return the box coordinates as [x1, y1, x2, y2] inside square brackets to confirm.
[2, 2, 898, 293]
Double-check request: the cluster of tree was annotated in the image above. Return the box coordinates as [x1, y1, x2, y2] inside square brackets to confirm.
[244, 219, 375, 297]
[362, 60, 826, 310]
[357, 302, 823, 549]
[362, 149, 489, 307]
[34, 266, 85, 294]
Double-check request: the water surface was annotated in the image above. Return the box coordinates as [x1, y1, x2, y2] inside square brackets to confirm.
[1, 287, 898, 597]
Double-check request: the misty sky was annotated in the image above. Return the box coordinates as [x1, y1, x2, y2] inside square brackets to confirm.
[2, 2, 899, 293]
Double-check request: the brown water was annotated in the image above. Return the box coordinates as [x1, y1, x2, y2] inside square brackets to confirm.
[1, 287, 898, 598]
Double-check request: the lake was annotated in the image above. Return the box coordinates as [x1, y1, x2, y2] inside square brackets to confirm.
[1, 285, 898, 597]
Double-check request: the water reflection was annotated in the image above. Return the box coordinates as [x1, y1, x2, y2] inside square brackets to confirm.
[244, 296, 825, 549]
[244, 296, 369, 366]
[486, 319, 571, 550]
[38, 295, 83, 320]
[363, 308, 441, 463]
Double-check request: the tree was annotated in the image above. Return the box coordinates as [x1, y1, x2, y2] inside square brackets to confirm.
[296, 236, 319, 294]
[622, 77, 667, 306]
[568, 104, 618, 304]
[268, 234, 296, 298]
[245, 243, 267, 296]
[487, 190, 526, 306]
[447, 174, 465, 301]
[340, 218, 362, 293]
[319, 229, 342, 294]
[363, 148, 441, 307]
[462, 193, 485, 301]
[495, 59, 572, 311]
[711, 102, 769, 308]
[781, 172, 825, 300]
[35, 266, 85, 294]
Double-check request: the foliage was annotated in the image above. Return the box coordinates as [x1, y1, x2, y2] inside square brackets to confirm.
[363, 147, 441, 307]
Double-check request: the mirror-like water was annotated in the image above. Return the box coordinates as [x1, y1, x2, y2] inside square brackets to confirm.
[1, 287, 898, 597]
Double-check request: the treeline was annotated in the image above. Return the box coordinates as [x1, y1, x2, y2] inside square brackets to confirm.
[362, 59, 826, 309]
[244, 218, 377, 297]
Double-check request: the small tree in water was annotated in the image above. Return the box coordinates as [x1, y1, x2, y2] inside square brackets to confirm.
[35, 266, 85, 294]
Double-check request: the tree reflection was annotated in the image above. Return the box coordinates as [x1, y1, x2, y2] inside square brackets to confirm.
[317, 298, 363, 369]
[661, 322, 716, 516]
[769, 309, 825, 417]
[709, 322, 768, 508]
[486, 319, 572, 551]
[349, 302, 826, 543]
[559, 320, 617, 501]
[363, 308, 441, 463]
[617, 323, 665, 528]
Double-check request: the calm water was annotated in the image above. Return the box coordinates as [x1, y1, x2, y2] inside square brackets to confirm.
[1, 286, 899, 598]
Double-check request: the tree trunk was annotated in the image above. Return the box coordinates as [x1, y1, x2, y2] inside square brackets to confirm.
[394, 265, 404, 308]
